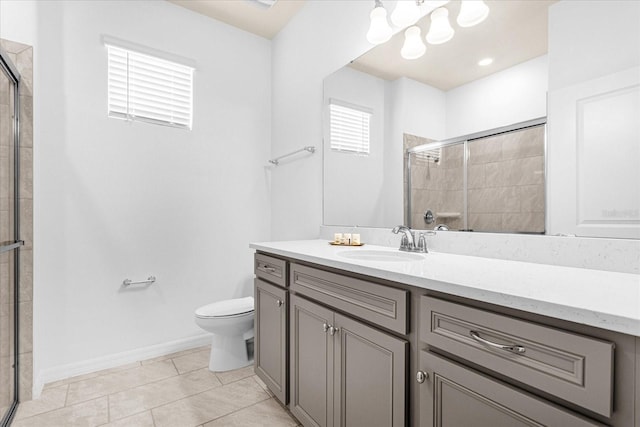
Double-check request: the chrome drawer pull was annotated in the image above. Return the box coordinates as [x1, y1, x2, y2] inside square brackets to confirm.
[260, 264, 277, 273]
[469, 330, 526, 354]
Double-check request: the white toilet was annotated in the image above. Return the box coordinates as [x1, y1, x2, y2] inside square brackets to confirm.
[194, 296, 255, 372]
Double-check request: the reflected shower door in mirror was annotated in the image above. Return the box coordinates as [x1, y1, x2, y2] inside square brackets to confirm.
[0, 50, 18, 425]
[407, 122, 546, 233]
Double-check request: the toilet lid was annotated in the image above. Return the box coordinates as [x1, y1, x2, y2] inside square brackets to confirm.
[195, 296, 254, 318]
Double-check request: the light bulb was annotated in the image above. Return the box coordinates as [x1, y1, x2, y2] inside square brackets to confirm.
[401, 26, 426, 60]
[367, 5, 393, 45]
[391, 0, 420, 28]
[457, 1, 489, 28]
[426, 7, 454, 45]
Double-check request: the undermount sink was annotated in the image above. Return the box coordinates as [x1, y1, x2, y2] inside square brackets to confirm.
[337, 249, 425, 262]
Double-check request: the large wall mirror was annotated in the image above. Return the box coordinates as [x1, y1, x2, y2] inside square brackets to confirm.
[323, 0, 640, 239]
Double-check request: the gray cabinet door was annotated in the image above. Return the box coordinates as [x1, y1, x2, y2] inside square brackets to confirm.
[419, 351, 605, 427]
[254, 278, 288, 404]
[290, 294, 335, 427]
[333, 313, 407, 427]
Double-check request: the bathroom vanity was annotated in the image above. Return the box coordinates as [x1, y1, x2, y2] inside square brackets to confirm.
[251, 240, 640, 427]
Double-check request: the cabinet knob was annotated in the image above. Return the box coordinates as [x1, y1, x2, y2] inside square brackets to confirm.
[416, 371, 429, 384]
[276, 300, 283, 307]
[323, 323, 329, 333]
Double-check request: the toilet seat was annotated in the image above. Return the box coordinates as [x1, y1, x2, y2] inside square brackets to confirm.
[195, 296, 254, 319]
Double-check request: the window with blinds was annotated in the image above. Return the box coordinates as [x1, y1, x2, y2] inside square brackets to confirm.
[329, 100, 372, 155]
[107, 45, 194, 129]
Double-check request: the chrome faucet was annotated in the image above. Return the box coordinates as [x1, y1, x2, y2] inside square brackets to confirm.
[392, 225, 434, 253]
[392, 225, 422, 252]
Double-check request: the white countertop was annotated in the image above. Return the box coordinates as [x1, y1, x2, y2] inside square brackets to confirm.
[250, 240, 640, 337]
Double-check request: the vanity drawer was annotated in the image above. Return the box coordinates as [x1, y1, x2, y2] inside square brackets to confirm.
[420, 296, 614, 418]
[290, 263, 408, 334]
[255, 253, 288, 288]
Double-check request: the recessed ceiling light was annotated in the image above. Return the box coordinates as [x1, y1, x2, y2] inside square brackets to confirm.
[249, 0, 277, 8]
[478, 58, 493, 66]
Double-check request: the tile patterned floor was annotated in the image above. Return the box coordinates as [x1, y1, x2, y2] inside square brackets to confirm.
[11, 347, 300, 427]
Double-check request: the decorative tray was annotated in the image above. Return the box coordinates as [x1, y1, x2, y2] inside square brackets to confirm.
[329, 242, 365, 247]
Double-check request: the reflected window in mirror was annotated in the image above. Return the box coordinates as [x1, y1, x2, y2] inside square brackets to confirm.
[329, 100, 372, 155]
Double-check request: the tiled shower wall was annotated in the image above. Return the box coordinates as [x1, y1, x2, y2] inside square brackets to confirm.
[467, 126, 545, 233]
[0, 38, 34, 403]
[406, 137, 465, 230]
[406, 125, 545, 233]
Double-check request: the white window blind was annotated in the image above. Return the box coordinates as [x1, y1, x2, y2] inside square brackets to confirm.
[329, 100, 371, 154]
[107, 45, 194, 129]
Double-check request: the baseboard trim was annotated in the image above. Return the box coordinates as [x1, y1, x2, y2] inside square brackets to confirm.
[33, 333, 210, 398]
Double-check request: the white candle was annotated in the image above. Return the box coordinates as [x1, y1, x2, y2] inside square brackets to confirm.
[343, 233, 352, 245]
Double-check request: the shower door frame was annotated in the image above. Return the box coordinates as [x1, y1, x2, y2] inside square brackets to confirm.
[0, 46, 23, 427]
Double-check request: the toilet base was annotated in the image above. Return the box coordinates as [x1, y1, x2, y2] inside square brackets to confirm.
[208, 333, 253, 372]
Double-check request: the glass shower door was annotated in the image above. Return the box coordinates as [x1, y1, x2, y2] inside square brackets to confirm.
[0, 49, 21, 426]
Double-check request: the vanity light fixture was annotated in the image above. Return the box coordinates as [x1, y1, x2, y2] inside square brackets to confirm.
[367, 0, 393, 44]
[457, 0, 490, 27]
[365, 0, 490, 59]
[426, 7, 455, 45]
[401, 26, 427, 59]
[391, 0, 422, 28]
[478, 57, 493, 66]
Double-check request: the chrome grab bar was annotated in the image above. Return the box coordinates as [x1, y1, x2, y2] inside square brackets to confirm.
[268, 146, 315, 166]
[123, 276, 156, 287]
[469, 330, 526, 354]
[0, 240, 24, 254]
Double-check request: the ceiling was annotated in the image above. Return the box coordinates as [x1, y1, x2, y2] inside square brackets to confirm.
[350, 0, 556, 91]
[168, 0, 305, 39]
[168, 0, 555, 90]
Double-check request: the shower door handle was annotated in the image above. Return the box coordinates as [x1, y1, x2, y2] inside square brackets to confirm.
[0, 240, 24, 254]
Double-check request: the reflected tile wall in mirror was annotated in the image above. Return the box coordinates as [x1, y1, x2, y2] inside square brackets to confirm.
[468, 126, 545, 233]
[407, 137, 465, 230]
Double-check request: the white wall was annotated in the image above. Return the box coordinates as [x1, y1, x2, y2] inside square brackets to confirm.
[383, 77, 447, 225]
[0, 0, 37, 47]
[271, 1, 374, 240]
[323, 67, 387, 227]
[7, 0, 271, 392]
[394, 77, 447, 141]
[446, 55, 548, 138]
[547, 0, 640, 238]
[547, 1, 640, 91]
